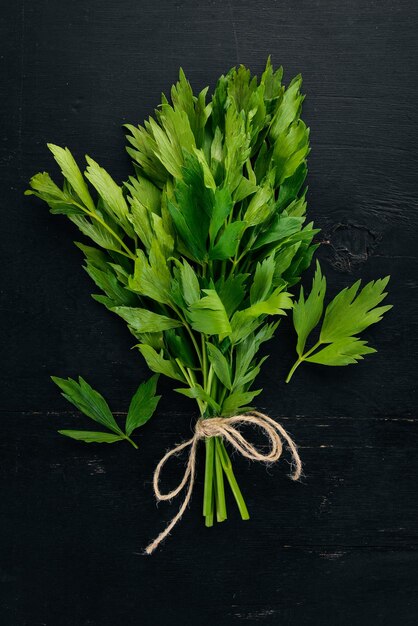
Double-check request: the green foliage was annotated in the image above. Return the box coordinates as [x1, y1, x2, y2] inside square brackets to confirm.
[287, 264, 392, 381]
[52, 375, 160, 447]
[28, 60, 392, 533]
[28, 58, 391, 439]
[125, 374, 161, 436]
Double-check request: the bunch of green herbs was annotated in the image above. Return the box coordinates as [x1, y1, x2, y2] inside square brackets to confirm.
[26, 60, 391, 527]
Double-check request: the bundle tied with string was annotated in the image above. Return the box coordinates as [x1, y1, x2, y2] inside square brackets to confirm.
[145, 411, 302, 554]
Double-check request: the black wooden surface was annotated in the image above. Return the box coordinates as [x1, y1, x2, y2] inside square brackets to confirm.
[1, 1, 418, 624]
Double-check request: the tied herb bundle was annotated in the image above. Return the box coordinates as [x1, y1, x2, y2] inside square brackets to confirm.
[26, 60, 391, 547]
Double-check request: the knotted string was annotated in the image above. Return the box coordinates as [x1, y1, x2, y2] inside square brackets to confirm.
[145, 411, 302, 555]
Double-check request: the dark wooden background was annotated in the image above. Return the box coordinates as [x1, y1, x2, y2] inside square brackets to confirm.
[1, 1, 418, 624]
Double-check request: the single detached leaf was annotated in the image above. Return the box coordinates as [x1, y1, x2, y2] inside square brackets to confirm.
[293, 261, 326, 357]
[58, 430, 124, 444]
[51, 376, 122, 434]
[306, 337, 376, 366]
[320, 276, 392, 343]
[287, 273, 392, 382]
[125, 374, 161, 436]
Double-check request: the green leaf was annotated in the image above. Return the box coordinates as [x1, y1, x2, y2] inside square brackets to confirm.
[239, 288, 293, 318]
[85, 156, 133, 236]
[151, 105, 196, 178]
[287, 274, 392, 382]
[178, 259, 200, 306]
[47, 144, 95, 211]
[125, 374, 161, 436]
[129, 245, 172, 305]
[217, 273, 247, 317]
[174, 385, 221, 412]
[234, 323, 276, 388]
[85, 263, 137, 307]
[112, 306, 182, 333]
[164, 329, 197, 369]
[58, 430, 124, 444]
[206, 343, 232, 389]
[167, 153, 212, 261]
[137, 344, 184, 382]
[250, 255, 275, 304]
[223, 105, 251, 192]
[69, 214, 120, 251]
[128, 196, 154, 249]
[243, 178, 274, 227]
[25, 172, 82, 215]
[269, 74, 304, 141]
[222, 389, 262, 416]
[293, 261, 326, 357]
[253, 215, 304, 249]
[125, 123, 169, 187]
[51, 376, 122, 434]
[209, 187, 233, 240]
[272, 119, 310, 185]
[209, 221, 246, 260]
[277, 162, 307, 210]
[188, 289, 231, 338]
[125, 174, 161, 215]
[306, 337, 376, 366]
[320, 276, 392, 343]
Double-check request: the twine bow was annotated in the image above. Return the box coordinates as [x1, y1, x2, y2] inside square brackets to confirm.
[145, 411, 302, 555]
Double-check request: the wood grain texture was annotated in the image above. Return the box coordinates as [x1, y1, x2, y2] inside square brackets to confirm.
[1, 0, 418, 624]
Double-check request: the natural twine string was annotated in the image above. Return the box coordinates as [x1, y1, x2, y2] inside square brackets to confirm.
[144, 411, 302, 555]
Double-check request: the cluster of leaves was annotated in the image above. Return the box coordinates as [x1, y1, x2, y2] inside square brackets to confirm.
[287, 263, 391, 381]
[26, 59, 390, 430]
[52, 374, 160, 446]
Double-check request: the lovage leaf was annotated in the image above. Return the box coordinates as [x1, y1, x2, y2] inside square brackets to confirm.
[188, 289, 232, 338]
[305, 337, 376, 366]
[125, 374, 161, 436]
[292, 261, 326, 357]
[206, 343, 232, 389]
[58, 430, 124, 444]
[112, 307, 182, 333]
[51, 376, 122, 434]
[287, 274, 392, 381]
[47, 144, 95, 211]
[320, 276, 392, 343]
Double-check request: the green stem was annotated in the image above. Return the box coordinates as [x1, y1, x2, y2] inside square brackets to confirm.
[214, 438, 227, 522]
[203, 437, 215, 520]
[285, 341, 322, 384]
[201, 335, 208, 385]
[285, 358, 303, 384]
[171, 304, 203, 368]
[217, 439, 249, 520]
[124, 435, 139, 449]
